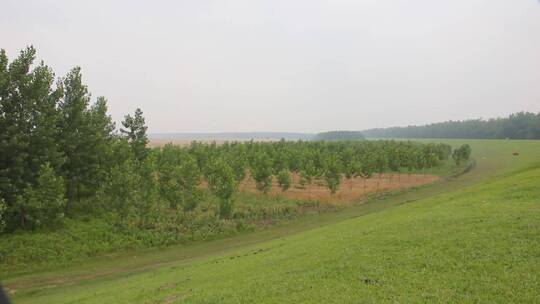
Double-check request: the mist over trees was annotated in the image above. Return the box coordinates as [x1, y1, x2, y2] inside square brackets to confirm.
[314, 131, 365, 141]
[0, 47, 469, 237]
[362, 112, 540, 139]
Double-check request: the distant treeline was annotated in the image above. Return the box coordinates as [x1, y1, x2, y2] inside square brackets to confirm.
[150, 132, 313, 141]
[362, 112, 540, 139]
[314, 131, 365, 141]
[0, 47, 470, 235]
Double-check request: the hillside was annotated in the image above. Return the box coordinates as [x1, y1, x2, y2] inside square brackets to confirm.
[7, 139, 540, 303]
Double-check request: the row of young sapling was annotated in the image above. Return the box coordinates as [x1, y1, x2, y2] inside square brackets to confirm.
[136, 140, 470, 217]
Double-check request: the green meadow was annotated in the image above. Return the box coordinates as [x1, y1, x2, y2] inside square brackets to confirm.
[5, 139, 540, 303]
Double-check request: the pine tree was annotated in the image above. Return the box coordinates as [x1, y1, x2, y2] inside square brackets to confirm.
[27, 63, 65, 181]
[0, 47, 66, 229]
[0, 47, 38, 209]
[87, 96, 116, 188]
[58, 68, 95, 209]
[121, 108, 149, 162]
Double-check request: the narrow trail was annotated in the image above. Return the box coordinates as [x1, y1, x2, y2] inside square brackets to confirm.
[8, 139, 539, 298]
[5, 170, 473, 295]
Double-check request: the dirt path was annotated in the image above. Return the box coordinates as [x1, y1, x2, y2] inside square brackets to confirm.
[4, 174, 450, 297]
[9, 139, 540, 302]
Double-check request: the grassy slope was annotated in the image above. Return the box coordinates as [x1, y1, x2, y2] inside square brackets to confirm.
[0, 145, 458, 277]
[7, 139, 540, 303]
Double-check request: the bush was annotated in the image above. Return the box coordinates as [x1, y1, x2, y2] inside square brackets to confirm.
[277, 169, 291, 192]
[205, 158, 238, 218]
[323, 154, 343, 194]
[158, 151, 201, 211]
[452, 144, 472, 165]
[14, 163, 66, 229]
[250, 153, 273, 194]
[104, 158, 143, 221]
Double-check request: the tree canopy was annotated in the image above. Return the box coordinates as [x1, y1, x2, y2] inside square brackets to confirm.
[314, 131, 365, 141]
[362, 112, 540, 139]
[0, 46, 468, 235]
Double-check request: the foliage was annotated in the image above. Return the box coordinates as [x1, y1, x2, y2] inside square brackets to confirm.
[8, 139, 540, 304]
[0, 197, 6, 233]
[14, 163, 66, 229]
[104, 154, 143, 221]
[452, 144, 472, 165]
[0, 47, 468, 241]
[205, 158, 237, 218]
[322, 153, 342, 194]
[250, 152, 273, 194]
[59, 67, 113, 209]
[314, 130, 365, 141]
[363, 111, 540, 139]
[121, 108, 149, 161]
[0, 47, 65, 229]
[226, 143, 248, 182]
[276, 169, 291, 192]
[157, 145, 201, 211]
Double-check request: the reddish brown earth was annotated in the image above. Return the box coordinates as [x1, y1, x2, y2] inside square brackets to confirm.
[238, 173, 441, 205]
[149, 139, 441, 204]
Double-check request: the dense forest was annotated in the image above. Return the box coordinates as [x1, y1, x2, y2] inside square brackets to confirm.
[362, 112, 540, 139]
[0, 47, 469, 239]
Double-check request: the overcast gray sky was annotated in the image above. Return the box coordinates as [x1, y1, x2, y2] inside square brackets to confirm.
[2, 0, 539, 133]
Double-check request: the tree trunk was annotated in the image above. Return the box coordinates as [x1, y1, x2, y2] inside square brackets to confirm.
[77, 182, 81, 204]
[20, 211, 25, 230]
[65, 180, 75, 213]
[363, 178, 367, 195]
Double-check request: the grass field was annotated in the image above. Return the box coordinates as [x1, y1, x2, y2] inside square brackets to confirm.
[4, 139, 540, 303]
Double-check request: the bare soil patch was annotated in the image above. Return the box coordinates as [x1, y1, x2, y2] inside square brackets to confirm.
[238, 173, 441, 205]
